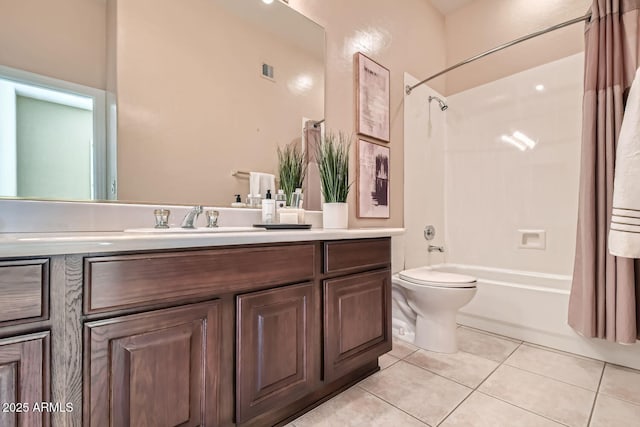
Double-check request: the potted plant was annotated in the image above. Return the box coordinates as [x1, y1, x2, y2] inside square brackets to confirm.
[277, 143, 306, 206]
[317, 132, 351, 229]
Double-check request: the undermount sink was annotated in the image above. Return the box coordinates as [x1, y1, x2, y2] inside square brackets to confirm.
[124, 226, 262, 233]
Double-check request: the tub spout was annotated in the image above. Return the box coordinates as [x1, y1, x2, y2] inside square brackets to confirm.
[428, 245, 445, 253]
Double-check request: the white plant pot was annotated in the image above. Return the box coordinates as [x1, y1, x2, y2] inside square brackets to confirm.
[322, 202, 348, 229]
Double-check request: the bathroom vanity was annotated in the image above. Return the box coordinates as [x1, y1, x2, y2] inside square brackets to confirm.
[0, 229, 400, 427]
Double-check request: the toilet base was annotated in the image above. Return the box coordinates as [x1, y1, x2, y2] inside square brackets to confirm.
[414, 311, 458, 353]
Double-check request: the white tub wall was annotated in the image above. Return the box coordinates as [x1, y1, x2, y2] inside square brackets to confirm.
[445, 53, 583, 276]
[403, 73, 446, 269]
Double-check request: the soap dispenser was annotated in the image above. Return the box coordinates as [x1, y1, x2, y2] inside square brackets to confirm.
[261, 190, 275, 224]
[231, 194, 246, 208]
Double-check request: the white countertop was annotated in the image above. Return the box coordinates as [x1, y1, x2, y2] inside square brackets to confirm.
[0, 228, 405, 257]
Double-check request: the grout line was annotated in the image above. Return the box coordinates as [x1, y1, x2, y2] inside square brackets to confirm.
[380, 356, 401, 371]
[401, 356, 482, 390]
[356, 385, 432, 426]
[474, 390, 571, 427]
[434, 389, 473, 426]
[586, 363, 607, 426]
[458, 325, 523, 344]
[520, 340, 607, 364]
[502, 339, 607, 392]
[378, 329, 636, 427]
[498, 363, 600, 395]
[500, 362, 601, 393]
[473, 341, 593, 427]
[476, 342, 521, 390]
[450, 340, 570, 427]
[595, 390, 640, 408]
[437, 343, 523, 426]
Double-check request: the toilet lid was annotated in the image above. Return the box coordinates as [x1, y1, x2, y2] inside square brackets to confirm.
[398, 267, 476, 288]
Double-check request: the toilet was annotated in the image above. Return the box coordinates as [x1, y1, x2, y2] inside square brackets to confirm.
[392, 267, 477, 353]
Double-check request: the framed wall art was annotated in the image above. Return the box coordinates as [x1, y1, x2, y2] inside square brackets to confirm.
[357, 139, 390, 218]
[355, 52, 390, 143]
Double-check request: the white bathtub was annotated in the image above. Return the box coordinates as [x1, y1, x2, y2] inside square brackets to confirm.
[394, 263, 640, 370]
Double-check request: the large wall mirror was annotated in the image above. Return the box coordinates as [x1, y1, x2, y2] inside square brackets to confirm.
[0, 0, 325, 207]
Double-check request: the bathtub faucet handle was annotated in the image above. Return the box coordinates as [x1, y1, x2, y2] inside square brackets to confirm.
[428, 245, 445, 253]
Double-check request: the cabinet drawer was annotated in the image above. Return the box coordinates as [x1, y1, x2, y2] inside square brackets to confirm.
[85, 244, 315, 314]
[0, 259, 49, 326]
[323, 238, 390, 275]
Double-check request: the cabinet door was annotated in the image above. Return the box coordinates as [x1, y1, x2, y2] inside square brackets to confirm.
[324, 269, 391, 382]
[236, 282, 319, 424]
[0, 331, 50, 427]
[84, 301, 220, 427]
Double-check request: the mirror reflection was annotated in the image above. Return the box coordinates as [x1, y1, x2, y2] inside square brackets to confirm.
[0, 0, 325, 206]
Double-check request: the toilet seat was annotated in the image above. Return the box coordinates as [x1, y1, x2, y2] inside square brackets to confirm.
[398, 267, 476, 288]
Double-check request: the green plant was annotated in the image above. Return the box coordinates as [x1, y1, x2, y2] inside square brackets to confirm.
[277, 142, 306, 206]
[316, 132, 352, 203]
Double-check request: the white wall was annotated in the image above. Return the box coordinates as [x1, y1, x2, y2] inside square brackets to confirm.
[445, 53, 583, 275]
[402, 73, 447, 269]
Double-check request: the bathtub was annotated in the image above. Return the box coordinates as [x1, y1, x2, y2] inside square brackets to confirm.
[393, 263, 640, 370]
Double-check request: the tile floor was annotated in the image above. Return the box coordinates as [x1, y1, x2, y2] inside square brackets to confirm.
[288, 326, 640, 427]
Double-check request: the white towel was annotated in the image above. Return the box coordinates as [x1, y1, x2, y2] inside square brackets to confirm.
[609, 67, 640, 258]
[249, 172, 275, 199]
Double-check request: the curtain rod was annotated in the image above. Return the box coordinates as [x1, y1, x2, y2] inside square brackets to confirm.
[405, 11, 592, 95]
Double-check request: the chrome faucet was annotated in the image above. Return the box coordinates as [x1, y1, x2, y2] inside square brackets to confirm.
[181, 205, 203, 228]
[428, 245, 445, 253]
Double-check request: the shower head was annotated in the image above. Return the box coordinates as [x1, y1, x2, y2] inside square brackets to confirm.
[428, 95, 448, 111]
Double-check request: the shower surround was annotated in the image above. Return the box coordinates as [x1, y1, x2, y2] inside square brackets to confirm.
[403, 53, 640, 370]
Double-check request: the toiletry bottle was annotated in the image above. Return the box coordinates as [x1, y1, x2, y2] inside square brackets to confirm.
[275, 189, 287, 223]
[290, 190, 301, 209]
[261, 190, 275, 224]
[275, 189, 286, 209]
[295, 188, 305, 223]
[231, 194, 246, 208]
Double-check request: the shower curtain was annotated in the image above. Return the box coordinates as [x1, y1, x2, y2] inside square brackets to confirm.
[569, 0, 640, 343]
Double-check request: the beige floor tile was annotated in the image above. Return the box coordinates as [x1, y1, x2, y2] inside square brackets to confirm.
[590, 393, 640, 427]
[359, 361, 471, 426]
[479, 365, 595, 427]
[405, 349, 499, 388]
[389, 336, 418, 359]
[440, 392, 563, 427]
[456, 327, 521, 363]
[504, 344, 604, 391]
[292, 386, 426, 427]
[599, 364, 640, 406]
[379, 353, 400, 370]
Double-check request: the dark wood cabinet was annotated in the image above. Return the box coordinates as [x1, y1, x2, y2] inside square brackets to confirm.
[84, 301, 221, 427]
[0, 331, 50, 427]
[1, 237, 393, 427]
[323, 269, 392, 382]
[236, 282, 319, 424]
